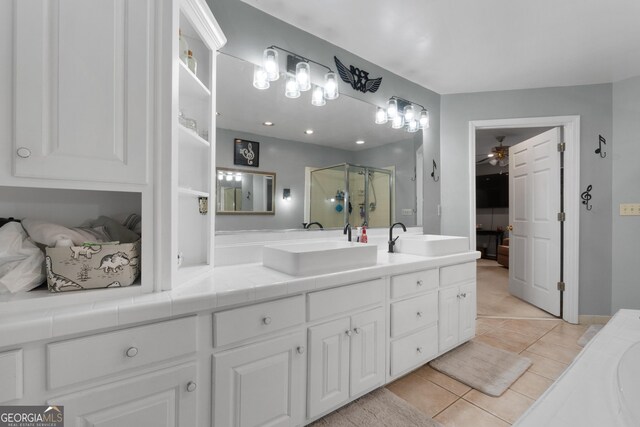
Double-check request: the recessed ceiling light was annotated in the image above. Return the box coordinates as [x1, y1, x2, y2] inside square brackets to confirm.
[262, 121, 274, 126]
[304, 129, 314, 135]
[356, 140, 365, 145]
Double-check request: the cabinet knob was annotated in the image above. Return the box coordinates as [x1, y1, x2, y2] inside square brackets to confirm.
[345, 330, 352, 337]
[297, 346, 305, 354]
[125, 347, 138, 358]
[16, 147, 31, 158]
[416, 347, 423, 353]
[417, 280, 423, 286]
[461, 293, 467, 298]
[353, 327, 361, 335]
[262, 316, 272, 325]
[186, 381, 197, 392]
[456, 294, 461, 299]
[416, 311, 423, 318]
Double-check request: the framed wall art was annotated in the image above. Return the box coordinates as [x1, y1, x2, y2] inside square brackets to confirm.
[234, 138, 259, 167]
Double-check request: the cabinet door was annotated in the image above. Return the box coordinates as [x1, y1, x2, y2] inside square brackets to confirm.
[50, 364, 197, 427]
[350, 307, 385, 397]
[14, 0, 151, 184]
[307, 317, 350, 419]
[213, 332, 305, 427]
[458, 282, 477, 342]
[438, 286, 460, 352]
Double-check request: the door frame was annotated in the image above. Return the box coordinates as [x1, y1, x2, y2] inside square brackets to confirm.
[468, 116, 580, 324]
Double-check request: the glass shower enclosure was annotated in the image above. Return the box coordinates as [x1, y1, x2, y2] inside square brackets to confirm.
[309, 163, 393, 228]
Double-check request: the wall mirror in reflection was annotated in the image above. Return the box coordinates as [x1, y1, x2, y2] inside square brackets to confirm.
[216, 168, 275, 214]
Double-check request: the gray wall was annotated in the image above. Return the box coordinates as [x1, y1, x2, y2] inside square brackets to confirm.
[612, 75, 640, 312]
[441, 84, 613, 315]
[208, 0, 440, 232]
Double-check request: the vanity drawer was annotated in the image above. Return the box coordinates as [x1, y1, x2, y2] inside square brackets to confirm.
[47, 316, 197, 389]
[214, 295, 305, 347]
[390, 325, 438, 377]
[390, 293, 438, 338]
[0, 349, 23, 403]
[391, 269, 438, 299]
[307, 279, 385, 321]
[440, 262, 476, 288]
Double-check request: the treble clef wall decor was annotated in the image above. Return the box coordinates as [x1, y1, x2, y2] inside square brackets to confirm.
[581, 185, 593, 211]
[430, 159, 439, 182]
[595, 135, 606, 158]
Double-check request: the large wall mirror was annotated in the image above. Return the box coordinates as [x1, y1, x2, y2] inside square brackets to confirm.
[216, 168, 275, 214]
[215, 53, 423, 231]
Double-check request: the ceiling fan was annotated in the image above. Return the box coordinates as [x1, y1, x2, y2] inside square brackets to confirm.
[477, 136, 509, 166]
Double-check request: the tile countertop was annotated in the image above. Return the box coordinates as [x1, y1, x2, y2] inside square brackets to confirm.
[0, 250, 480, 349]
[514, 309, 640, 427]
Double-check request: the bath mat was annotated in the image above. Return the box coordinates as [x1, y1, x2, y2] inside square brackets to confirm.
[429, 341, 532, 397]
[309, 388, 443, 427]
[577, 324, 604, 347]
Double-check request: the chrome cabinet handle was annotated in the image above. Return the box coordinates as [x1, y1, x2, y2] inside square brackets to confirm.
[353, 327, 361, 335]
[345, 330, 352, 337]
[262, 316, 272, 325]
[125, 347, 138, 358]
[461, 293, 467, 298]
[16, 147, 31, 158]
[186, 381, 197, 392]
[297, 346, 305, 354]
[416, 347, 423, 353]
[416, 311, 423, 318]
[417, 280, 423, 286]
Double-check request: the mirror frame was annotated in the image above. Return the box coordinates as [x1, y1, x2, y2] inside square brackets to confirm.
[216, 167, 276, 215]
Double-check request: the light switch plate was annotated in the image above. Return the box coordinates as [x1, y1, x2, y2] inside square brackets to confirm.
[619, 203, 640, 216]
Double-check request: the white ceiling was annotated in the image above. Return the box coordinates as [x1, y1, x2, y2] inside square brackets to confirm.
[217, 53, 416, 151]
[240, 0, 640, 94]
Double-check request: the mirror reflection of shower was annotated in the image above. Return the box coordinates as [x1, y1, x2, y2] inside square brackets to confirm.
[308, 163, 393, 228]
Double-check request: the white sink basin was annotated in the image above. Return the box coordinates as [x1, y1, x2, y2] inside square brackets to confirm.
[395, 234, 469, 257]
[262, 241, 377, 276]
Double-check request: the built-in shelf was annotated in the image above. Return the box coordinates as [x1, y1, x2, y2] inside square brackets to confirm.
[178, 187, 210, 198]
[179, 60, 211, 100]
[179, 124, 210, 147]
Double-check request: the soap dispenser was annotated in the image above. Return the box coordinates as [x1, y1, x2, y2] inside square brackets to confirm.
[361, 226, 368, 244]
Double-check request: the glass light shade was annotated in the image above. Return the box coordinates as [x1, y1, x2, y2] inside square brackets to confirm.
[391, 114, 405, 129]
[252, 65, 270, 90]
[419, 109, 430, 129]
[387, 98, 398, 118]
[225, 174, 233, 181]
[403, 105, 415, 122]
[311, 85, 326, 106]
[407, 119, 419, 133]
[234, 175, 242, 181]
[375, 107, 388, 124]
[324, 72, 339, 100]
[263, 48, 279, 81]
[284, 74, 300, 98]
[217, 173, 223, 181]
[489, 158, 498, 166]
[498, 159, 507, 167]
[296, 62, 311, 91]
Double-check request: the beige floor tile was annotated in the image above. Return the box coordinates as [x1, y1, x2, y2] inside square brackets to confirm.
[474, 332, 529, 354]
[499, 318, 561, 338]
[434, 398, 510, 427]
[521, 350, 568, 380]
[485, 328, 539, 350]
[476, 317, 508, 331]
[525, 340, 581, 364]
[538, 330, 584, 351]
[464, 389, 535, 424]
[386, 372, 459, 418]
[415, 365, 472, 397]
[510, 371, 554, 400]
[550, 321, 589, 339]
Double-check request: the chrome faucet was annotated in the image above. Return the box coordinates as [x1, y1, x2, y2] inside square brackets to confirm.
[388, 222, 407, 253]
[343, 223, 352, 242]
[305, 222, 323, 229]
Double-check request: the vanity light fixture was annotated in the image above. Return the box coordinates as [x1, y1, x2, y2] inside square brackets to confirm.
[304, 129, 314, 135]
[262, 121, 274, 126]
[376, 96, 430, 133]
[356, 140, 365, 145]
[225, 174, 233, 181]
[254, 46, 339, 104]
[217, 172, 224, 180]
[235, 173, 242, 182]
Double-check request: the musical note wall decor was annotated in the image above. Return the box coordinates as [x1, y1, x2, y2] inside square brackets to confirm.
[595, 135, 606, 158]
[430, 159, 440, 182]
[581, 185, 593, 211]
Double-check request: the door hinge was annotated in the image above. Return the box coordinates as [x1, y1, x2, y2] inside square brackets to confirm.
[557, 142, 566, 152]
[557, 212, 566, 221]
[557, 281, 566, 291]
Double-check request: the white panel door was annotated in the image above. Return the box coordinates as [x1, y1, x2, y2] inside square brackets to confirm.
[458, 282, 477, 342]
[438, 286, 460, 352]
[307, 317, 350, 419]
[509, 128, 562, 316]
[349, 308, 385, 397]
[50, 364, 197, 427]
[213, 333, 306, 427]
[14, 0, 150, 184]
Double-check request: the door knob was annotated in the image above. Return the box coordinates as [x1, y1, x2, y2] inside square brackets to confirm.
[186, 381, 197, 392]
[507, 225, 513, 231]
[16, 147, 31, 158]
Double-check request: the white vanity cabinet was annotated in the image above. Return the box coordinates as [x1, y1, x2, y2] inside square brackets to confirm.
[306, 280, 386, 420]
[0, 349, 23, 403]
[438, 262, 477, 352]
[13, 0, 152, 184]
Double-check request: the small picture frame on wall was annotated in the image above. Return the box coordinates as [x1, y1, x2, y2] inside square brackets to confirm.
[234, 138, 259, 167]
